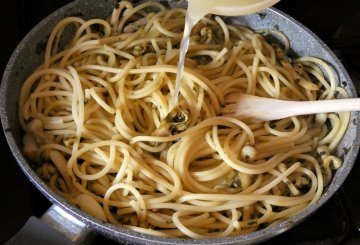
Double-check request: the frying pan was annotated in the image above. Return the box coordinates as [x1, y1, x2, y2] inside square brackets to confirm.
[1, 0, 359, 244]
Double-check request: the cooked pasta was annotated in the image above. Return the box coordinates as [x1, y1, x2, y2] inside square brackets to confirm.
[19, 0, 349, 239]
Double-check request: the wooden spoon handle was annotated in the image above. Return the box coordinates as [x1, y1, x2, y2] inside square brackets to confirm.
[234, 95, 360, 122]
[283, 98, 360, 116]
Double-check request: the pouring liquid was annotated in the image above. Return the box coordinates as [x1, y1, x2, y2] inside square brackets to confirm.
[171, 0, 279, 108]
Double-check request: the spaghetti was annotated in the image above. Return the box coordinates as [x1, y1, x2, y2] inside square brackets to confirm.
[19, 1, 349, 238]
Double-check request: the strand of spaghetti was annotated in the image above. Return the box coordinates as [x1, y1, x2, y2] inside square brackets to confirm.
[19, 68, 74, 124]
[117, 1, 166, 32]
[68, 141, 180, 193]
[132, 117, 254, 144]
[296, 56, 336, 99]
[147, 195, 312, 212]
[44, 17, 86, 68]
[104, 183, 147, 224]
[253, 162, 301, 194]
[77, 64, 223, 108]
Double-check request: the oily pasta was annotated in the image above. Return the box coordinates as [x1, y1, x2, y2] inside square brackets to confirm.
[19, 0, 349, 239]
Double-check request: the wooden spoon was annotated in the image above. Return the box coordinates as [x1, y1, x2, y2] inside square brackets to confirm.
[221, 93, 360, 122]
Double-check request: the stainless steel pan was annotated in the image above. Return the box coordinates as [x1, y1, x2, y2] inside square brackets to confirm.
[1, 0, 359, 244]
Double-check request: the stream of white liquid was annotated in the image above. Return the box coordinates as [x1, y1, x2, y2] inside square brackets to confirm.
[171, 12, 198, 107]
[170, 0, 279, 109]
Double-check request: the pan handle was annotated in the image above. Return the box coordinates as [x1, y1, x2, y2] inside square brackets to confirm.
[5, 205, 96, 245]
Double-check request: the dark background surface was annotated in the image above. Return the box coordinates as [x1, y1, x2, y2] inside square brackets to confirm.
[0, 0, 360, 244]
